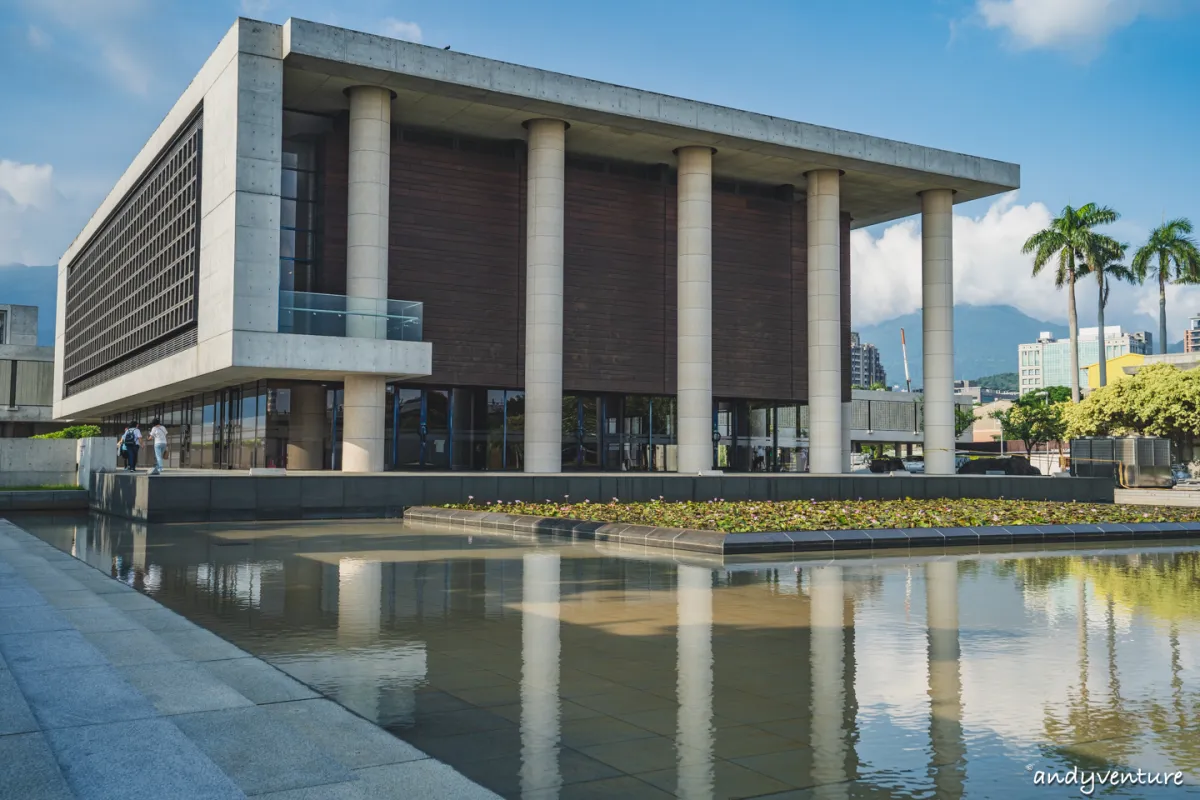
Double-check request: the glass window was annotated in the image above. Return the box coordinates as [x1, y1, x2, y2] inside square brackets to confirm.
[505, 391, 524, 470]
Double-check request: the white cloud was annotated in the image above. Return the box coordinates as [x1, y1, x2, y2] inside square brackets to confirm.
[852, 193, 1180, 337]
[976, 0, 1169, 54]
[379, 17, 423, 43]
[27, 25, 51, 48]
[0, 161, 56, 209]
[0, 161, 91, 267]
[852, 193, 1059, 324]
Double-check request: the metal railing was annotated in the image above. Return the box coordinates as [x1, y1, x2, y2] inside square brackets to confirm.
[278, 291, 423, 342]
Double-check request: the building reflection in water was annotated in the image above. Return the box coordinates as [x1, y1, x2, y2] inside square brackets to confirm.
[676, 564, 714, 800]
[810, 565, 850, 800]
[521, 552, 562, 796]
[926, 561, 965, 799]
[15, 513, 1200, 798]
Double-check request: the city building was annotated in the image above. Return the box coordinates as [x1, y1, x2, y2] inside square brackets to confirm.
[1085, 353, 1144, 390]
[1018, 326, 1152, 394]
[53, 18, 1019, 475]
[969, 399, 1012, 444]
[1184, 314, 1200, 353]
[849, 332, 887, 389]
[0, 304, 59, 437]
[953, 379, 1018, 405]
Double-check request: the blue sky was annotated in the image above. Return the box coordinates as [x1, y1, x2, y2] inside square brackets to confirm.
[1, 0, 1198, 332]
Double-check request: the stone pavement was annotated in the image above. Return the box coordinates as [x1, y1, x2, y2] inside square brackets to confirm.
[0, 519, 500, 800]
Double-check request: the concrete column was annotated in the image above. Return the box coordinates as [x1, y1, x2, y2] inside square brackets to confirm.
[926, 561, 965, 798]
[342, 375, 386, 472]
[287, 384, 326, 470]
[676, 565, 715, 799]
[807, 170, 842, 474]
[676, 146, 715, 475]
[521, 552, 562, 795]
[523, 119, 567, 474]
[922, 189, 955, 476]
[810, 565, 848, 794]
[342, 85, 392, 473]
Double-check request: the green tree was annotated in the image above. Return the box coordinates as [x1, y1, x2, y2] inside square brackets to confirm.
[955, 405, 976, 439]
[1023, 203, 1120, 403]
[991, 402, 1066, 456]
[1079, 236, 1136, 387]
[1132, 218, 1200, 354]
[975, 372, 1017, 392]
[1064, 363, 1200, 460]
[869, 381, 888, 391]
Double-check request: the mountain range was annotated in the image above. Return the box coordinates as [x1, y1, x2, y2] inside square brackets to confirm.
[0, 267, 1185, 383]
[0, 264, 57, 345]
[856, 304, 1183, 388]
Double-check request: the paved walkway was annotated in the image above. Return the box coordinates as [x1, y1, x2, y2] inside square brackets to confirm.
[0, 519, 500, 800]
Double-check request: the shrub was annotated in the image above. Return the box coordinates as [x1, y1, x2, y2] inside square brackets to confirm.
[31, 425, 102, 440]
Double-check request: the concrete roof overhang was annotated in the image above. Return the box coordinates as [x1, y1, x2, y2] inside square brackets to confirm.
[279, 18, 1019, 229]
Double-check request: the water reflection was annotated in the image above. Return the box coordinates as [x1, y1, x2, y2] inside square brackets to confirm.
[15, 513, 1200, 799]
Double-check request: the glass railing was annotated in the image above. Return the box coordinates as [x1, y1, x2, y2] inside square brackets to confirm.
[278, 291, 423, 342]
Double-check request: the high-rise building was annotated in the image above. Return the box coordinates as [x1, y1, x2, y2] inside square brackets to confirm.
[1184, 314, 1200, 353]
[1017, 326, 1152, 394]
[850, 332, 887, 389]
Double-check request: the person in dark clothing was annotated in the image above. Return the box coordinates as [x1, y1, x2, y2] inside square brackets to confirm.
[118, 421, 142, 472]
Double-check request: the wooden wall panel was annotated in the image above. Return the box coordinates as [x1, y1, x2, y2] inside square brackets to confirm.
[563, 165, 668, 394]
[791, 200, 808, 401]
[314, 119, 856, 404]
[712, 191, 794, 399]
[387, 137, 523, 387]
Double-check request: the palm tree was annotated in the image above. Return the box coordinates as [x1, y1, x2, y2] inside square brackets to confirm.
[1080, 236, 1136, 387]
[1023, 204, 1120, 403]
[1132, 219, 1200, 354]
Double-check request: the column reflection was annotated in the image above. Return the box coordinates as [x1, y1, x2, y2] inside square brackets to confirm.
[676, 564, 715, 800]
[337, 558, 383, 720]
[521, 552, 562, 797]
[926, 560, 965, 799]
[811, 565, 849, 799]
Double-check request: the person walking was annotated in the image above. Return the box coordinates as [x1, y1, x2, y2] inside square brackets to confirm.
[149, 418, 168, 475]
[118, 421, 142, 472]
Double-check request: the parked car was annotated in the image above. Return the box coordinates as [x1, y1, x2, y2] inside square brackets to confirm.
[903, 457, 924, 474]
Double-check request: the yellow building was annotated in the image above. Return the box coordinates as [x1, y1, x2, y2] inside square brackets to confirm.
[1086, 353, 1144, 390]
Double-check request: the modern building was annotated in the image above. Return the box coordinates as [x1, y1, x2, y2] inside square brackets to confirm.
[1085, 353, 1144, 391]
[1184, 315, 1200, 353]
[1018, 326, 1152, 394]
[849, 332, 886, 389]
[53, 18, 1019, 475]
[969, 399, 1012, 445]
[0, 304, 59, 437]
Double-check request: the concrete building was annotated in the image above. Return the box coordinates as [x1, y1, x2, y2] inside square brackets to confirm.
[953, 379, 1017, 405]
[1018, 326, 1152, 394]
[1085, 353, 1144, 391]
[0, 304, 58, 437]
[1184, 314, 1200, 353]
[849, 332, 886, 389]
[54, 17, 1018, 475]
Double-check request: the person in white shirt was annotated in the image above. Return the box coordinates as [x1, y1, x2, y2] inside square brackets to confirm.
[118, 422, 142, 472]
[149, 419, 169, 475]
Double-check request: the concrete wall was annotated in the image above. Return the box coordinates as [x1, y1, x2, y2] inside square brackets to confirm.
[0, 305, 38, 347]
[0, 439, 78, 487]
[77, 437, 118, 491]
[92, 471, 1115, 523]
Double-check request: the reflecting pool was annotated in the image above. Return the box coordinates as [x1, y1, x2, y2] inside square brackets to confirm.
[14, 513, 1200, 799]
